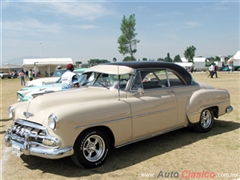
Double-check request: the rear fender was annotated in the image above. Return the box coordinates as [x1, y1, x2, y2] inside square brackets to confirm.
[186, 89, 229, 123]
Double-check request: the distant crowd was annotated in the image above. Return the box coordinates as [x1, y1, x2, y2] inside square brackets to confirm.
[18, 69, 40, 86]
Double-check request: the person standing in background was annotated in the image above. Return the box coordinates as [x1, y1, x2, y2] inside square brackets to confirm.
[209, 63, 215, 78]
[29, 69, 33, 81]
[214, 64, 218, 78]
[61, 64, 79, 89]
[33, 65, 39, 78]
[25, 70, 29, 79]
[18, 70, 25, 86]
[32, 69, 35, 78]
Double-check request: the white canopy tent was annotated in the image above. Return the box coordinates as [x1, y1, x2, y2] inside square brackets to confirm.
[0, 63, 22, 72]
[181, 57, 209, 69]
[23, 58, 73, 77]
[227, 51, 240, 66]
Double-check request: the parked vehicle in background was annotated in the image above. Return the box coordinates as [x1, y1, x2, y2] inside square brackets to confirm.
[0, 72, 12, 79]
[25, 69, 66, 87]
[222, 66, 230, 71]
[16, 68, 88, 101]
[5, 62, 233, 169]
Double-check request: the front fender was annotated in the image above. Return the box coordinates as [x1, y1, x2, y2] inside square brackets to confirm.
[45, 99, 132, 148]
[186, 89, 230, 123]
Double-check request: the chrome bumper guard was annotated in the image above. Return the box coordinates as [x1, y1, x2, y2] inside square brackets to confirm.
[226, 106, 233, 113]
[4, 120, 74, 159]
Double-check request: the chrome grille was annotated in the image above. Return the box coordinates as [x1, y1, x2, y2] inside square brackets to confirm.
[11, 119, 48, 144]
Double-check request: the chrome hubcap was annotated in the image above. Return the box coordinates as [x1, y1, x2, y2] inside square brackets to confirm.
[83, 135, 105, 162]
[201, 109, 212, 128]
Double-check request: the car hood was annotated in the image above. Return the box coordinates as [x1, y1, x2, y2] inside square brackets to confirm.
[26, 77, 59, 86]
[14, 87, 124, 124]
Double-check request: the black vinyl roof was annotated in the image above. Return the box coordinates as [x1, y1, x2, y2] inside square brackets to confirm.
[105, 61, 192, 85]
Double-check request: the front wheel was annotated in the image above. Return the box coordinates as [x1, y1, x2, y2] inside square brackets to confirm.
[71, 128, 110, 168]
[192, 108, 214, 133]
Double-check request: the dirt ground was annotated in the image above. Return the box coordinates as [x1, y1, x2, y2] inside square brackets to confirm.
[0, 72, 239, 180]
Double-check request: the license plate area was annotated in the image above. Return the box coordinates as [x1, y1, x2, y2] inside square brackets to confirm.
[12, 144, 21, 157]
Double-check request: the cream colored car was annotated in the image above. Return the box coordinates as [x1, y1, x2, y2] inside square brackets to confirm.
[5, 62, 233, 169]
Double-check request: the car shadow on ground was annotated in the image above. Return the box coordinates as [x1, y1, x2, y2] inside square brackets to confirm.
[20, 119, 240, 178]
[0, 118, 12, 121]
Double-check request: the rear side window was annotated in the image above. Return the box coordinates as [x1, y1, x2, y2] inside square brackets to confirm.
[131, 69, 185, 90]
[167, 71, 185, 86]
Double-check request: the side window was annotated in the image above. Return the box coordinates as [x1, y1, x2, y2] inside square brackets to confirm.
[142, 70, 167, 89]
[131, 69, 168, 90]
[167, 71, 184, 86]
[131, 69, 185, 90]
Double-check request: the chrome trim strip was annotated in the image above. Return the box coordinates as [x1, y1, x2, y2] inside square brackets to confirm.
[76, 116, 132, 129]
[132, 108, 175, 119]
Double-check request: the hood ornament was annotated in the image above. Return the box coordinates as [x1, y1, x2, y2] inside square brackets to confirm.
[23, 112, 34, 118]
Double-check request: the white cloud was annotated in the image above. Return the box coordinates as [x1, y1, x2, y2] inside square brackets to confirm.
[184, 21, 199, 28]
[72, 24, 100, 29]
[3, 19, 62, 33]
[46, 2, 111, 20]
[3, 2, 115, 20]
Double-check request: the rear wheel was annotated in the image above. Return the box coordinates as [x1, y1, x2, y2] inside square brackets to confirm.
[193, 108, 214, 133]
[71, 128, 110, 168]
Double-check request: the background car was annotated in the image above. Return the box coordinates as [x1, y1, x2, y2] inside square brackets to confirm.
[0, 72, 12, 79]
[17, 68, 88, 101]
[25, 69, 66, 87]
[222, 66, 230, 71]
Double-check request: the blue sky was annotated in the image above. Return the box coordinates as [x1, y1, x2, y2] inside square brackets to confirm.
[1, 0, 239, 64]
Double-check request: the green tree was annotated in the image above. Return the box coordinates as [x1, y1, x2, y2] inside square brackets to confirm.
[123, 56, 136, 61]
[215, 56, 220, 61]
[164, 53, 173, 62]
[75, 61, 82, 67]
[88, 59, 110, 66]
[157, 58, 164, 61]
[173, 55, 182, 62]
[112, 57, 117, 62]
[184, 46, 196, 62]
[142, 58, 148, 61]
[118, 14, 140, 61]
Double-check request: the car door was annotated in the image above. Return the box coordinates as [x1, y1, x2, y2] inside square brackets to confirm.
[166, 70, 201, 126]
[127, 69, 178, 140]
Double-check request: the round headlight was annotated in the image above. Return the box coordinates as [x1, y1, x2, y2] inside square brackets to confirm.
[48, 114, 58, 130]
[8, 106, 15, 119]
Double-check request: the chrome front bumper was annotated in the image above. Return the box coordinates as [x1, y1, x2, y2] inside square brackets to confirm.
[5, 134, 73, 159]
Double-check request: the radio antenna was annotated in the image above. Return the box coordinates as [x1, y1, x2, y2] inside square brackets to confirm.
[118, 65, 120, 101]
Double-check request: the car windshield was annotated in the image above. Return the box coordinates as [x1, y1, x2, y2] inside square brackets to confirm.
[88, 73, 131, 90]
[52, 69, 66, 77]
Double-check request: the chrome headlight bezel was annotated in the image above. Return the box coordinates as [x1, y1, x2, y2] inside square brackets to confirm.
[48, 113, 58, 130]
[8, 106, 15, 119]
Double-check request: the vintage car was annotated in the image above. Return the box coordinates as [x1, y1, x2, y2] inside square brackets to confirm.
[20, 73, 89, 101]
[0, 72, 12, 79]
[5, 62, 233, 169]
[25, 69, 66, 87]
[17, 68, 88, 101]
